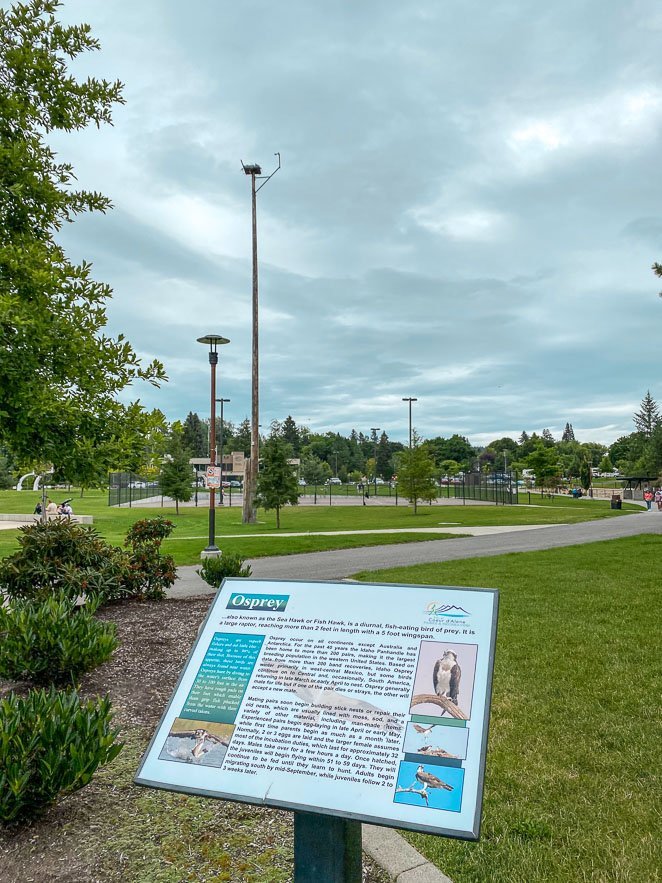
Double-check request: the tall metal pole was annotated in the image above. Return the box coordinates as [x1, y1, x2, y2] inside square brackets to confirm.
[241, 155, 280, 525]
[371, 428, 380, 495]
[216, 398, 230, 506]
[402, 397, 417, 450]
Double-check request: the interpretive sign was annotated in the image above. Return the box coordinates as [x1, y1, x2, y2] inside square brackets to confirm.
[135, 578, 498, 840]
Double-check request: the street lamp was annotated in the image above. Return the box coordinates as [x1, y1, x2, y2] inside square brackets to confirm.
[402, 397, 417, 450]
[216, 398, 231, 505]
[333, 449, 338, 478]
[371, 428, 380, 495]
[197, 334, 230, 556]
[241, 154, 281, 525]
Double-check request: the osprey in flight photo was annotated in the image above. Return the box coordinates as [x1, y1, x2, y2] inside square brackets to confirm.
[432, 649, 461, 706]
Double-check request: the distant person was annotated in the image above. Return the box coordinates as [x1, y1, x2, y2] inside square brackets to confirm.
[643, 488, 654, 510]
[655, 488, 662, 511]
[33, 501, 43, 516]
[62, 502, 73, 517]
[46, 498, 58, 518]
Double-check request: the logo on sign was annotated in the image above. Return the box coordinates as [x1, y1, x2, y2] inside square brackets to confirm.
[426, 603, 470, 618]
[227, 593, 289, 612]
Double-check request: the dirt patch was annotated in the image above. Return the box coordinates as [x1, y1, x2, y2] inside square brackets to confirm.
[0, 597, 391, 883]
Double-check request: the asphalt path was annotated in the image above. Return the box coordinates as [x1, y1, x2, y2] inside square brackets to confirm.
[171, 510, 662, 596]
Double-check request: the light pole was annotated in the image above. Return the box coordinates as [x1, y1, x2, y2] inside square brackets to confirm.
[333, 449, 338, 478]
[402, 397, 417, 450]
[197, 334, 229, 556]
[241, 154, 281, 525]
[216, 398, 231, 505]
[371, 428, 380, 495]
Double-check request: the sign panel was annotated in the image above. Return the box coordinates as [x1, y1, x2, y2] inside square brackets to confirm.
[135, 579, 498, 840]
[205, 465, 221, 488]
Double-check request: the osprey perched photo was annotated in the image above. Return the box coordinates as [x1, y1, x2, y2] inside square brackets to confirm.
[415, 764, 454, 792]
[432, 649, 461, 705]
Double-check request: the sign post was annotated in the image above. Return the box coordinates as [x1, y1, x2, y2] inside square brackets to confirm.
[136, 579, 498, 869]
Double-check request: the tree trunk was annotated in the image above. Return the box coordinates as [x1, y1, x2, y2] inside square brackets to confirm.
[276, 505, 280, 529]
[175, 498, 179, 515]
[242, 458, 257, 524]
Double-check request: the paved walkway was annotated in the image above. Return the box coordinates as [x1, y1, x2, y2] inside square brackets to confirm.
[170, 510, 662, 597]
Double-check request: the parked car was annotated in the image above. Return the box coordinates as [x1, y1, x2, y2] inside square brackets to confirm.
[229, 480, 242, 488]
[298, 479, 307, 486]
[128, 481, 146, 489]
[325, 477, 342, 485]
[374, 477, 385, 485]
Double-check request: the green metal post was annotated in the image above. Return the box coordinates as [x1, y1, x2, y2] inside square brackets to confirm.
[293, 812, 362, 882]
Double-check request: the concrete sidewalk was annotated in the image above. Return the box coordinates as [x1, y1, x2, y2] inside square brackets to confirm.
[169, 511, 662, 597]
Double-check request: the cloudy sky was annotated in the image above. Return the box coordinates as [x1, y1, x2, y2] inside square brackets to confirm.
[52, 0, 662, 446]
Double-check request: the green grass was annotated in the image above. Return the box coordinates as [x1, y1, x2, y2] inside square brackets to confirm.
[354, 536, 662, 883]
[0, 489, 640, 566]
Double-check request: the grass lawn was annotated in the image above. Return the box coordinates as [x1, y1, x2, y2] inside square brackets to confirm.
[0, 489, 640, 566]
[354, 535, 661, 883]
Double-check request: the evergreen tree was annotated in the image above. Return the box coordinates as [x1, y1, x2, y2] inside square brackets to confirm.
[396, 431, 437, 514]
[518, 431, 530, 445]
[561, 423, 576, 442]
[182, 412, 208, 457]
[0, 1, 166, 476]
[233, 418, 252, 456]
[633, 390, 661, 438]
[376, 431, 392, 479]
[159, 432, 193, 515]
[255, 437, 299, 528]
[281, 416, 300, 454]
[541, 428, 555, 446]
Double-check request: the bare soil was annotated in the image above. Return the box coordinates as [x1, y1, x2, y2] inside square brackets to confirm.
[0, 597, 390, 883]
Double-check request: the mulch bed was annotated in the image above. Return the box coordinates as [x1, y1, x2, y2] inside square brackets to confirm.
[0, 597, 391, 883]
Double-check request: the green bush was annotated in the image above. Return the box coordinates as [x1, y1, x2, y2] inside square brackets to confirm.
[0, 595, 117, 686]
[0, 519, 128, 602]
[0, 517, 176, 604]
[198, 552, 252, 588]
[0, 688, 123, 824]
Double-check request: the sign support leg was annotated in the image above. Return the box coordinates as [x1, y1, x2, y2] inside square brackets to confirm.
[293, 812, 362, 882]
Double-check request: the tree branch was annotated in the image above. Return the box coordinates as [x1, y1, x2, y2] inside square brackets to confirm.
[411, 693, 469, 720]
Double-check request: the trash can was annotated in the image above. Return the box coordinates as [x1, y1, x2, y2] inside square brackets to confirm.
[611, 495, 622, 510]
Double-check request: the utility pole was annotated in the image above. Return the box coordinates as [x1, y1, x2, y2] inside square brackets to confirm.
[241, 155, 281, 524]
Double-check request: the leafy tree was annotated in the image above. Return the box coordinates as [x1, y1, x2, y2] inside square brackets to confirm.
[376, 431, 392, 479]
[598, 455, 613, 473]
[561, 423, 576, 442]
[159, 432, 193, 515]
[653, 261, 662, 297]
[440, 459, 460, 476]
[0, 1, 166, 476]
[182, 412, 208, 457]
[633, 390, 661, 438]
[526, 444, 560, 490]
[396, 431, 437, 514]
[300, 452, 328, 486]
[255, 437, 299, 528]
[426, 435, 475, 470]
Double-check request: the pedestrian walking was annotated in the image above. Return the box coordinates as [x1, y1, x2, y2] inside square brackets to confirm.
[655, 488, 662, 511]
[643, 488, 654, 510]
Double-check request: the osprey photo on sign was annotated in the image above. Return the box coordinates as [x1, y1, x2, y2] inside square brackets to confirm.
[409, 641, 477, 721]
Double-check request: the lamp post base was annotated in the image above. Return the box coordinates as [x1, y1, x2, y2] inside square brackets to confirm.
[200, 547, 221, 559]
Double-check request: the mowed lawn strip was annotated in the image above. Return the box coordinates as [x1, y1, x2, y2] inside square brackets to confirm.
[0, 489, 640, 566]
[354, 535, 661, 883]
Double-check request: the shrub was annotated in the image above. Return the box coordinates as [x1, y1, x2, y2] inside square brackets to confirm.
[0, 688, 123, 824]
[124, 516, 177, 601]
[0, 519, 128, 602]
[0, 595, 117, 686]
[198, 553, 252, 588]
[0, 517, 176, 604]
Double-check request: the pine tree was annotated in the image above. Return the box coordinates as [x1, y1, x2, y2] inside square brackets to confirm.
[182, 412, 208, 457]
[518, 431, 529, 445]
[541, 428, 555, 446]
[281, 416, 300, 454]
[561, 423, 576, 442]
[633, 390, 661, 438]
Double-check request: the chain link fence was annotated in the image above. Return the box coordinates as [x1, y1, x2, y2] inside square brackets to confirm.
[108, 472, 161, 507]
